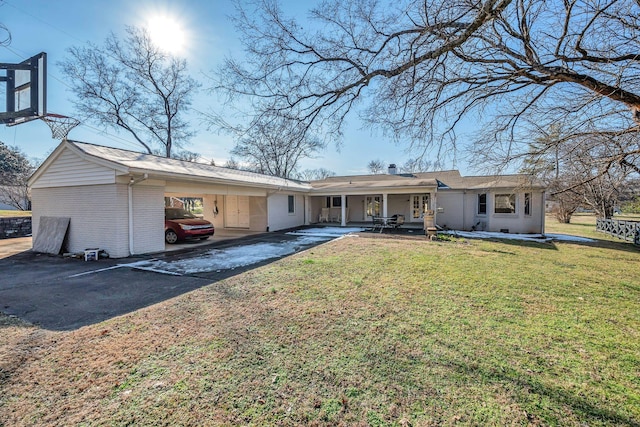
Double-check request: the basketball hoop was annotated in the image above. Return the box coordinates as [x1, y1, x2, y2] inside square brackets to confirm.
[40, 113, 81, 140]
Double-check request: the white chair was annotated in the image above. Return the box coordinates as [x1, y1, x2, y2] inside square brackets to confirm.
[319, 208, 330, 223]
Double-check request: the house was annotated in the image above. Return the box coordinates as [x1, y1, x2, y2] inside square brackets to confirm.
[28, 141, 545, 258]
[307, 168, 545, 234]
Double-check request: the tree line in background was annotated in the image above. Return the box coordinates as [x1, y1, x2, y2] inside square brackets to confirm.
[0, 142, 33, 210]
[3, 1, 640, 219]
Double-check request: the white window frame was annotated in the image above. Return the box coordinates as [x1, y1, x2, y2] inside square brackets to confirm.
[494, 193, 517, 214]
[477, 193, 487, 215]
[366, 196, 381, 217]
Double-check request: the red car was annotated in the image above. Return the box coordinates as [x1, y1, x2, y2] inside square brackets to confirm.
[164, 208, 215, 244]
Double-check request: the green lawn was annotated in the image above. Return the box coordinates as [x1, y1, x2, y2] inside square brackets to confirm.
[546, 213, 640, 242]
[1, 221, 638, 426]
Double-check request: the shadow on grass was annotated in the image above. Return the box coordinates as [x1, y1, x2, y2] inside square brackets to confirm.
[450, 232, 639, 254]
[434, 338, 639, 426]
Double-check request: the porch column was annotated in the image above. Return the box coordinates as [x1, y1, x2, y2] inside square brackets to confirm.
[304, 195, 310, 225]
[382, 193, 388, 217]
[341, 194, 346, 226]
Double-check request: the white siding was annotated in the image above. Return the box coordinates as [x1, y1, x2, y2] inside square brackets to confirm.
[347, 196, 365, 222]
[436, 190, 545, 233]
[387, 195, 411, 220]
[131, 185, 165, 254]
[31, 184, 130, 258]
[267, 193, 305, 231]
[31, 149, 116, 189]
[486, 191, 545, 234]
[436, 191, 465, 229]
[249, 196, 268, 231]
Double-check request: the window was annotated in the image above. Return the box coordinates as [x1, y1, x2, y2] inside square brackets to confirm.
[478, 193, 487, 215]
[495, 194, 516, 214]
[524, 193, 531, 216]
[288, 195, 295, 214]
[325, 196, 346, 208]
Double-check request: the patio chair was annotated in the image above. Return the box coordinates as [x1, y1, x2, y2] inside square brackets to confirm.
[372, 216, 385, 233]
[319, 208, 330, 223]
[388, 214, 405, 228]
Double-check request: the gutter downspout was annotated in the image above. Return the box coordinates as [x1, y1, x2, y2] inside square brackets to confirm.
[541, 190, 546, 235]
[128, 173, 148, 256]
[462, 190, 466, 230]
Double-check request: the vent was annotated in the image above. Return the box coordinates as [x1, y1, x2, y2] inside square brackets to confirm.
[388, 164, 397, 175]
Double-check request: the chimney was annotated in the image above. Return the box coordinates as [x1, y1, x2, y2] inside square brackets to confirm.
[388, 164, 397, 175]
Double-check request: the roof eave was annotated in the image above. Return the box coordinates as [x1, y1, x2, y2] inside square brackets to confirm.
[125, 167, 311, 192]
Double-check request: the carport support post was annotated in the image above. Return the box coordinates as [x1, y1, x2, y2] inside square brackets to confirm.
[304, 195, 310, 225]
[127, 174, 148, 256]
[128, 183, 135, 256]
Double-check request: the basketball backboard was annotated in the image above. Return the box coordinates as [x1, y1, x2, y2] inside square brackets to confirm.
[0, 52, 47, 125]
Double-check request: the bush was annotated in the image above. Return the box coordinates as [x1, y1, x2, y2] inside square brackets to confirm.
[621, 197, 640, 214]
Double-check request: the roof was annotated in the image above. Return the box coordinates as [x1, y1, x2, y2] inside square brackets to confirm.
[310, 169, 543, 192]
[30, 141, 544, 193]
[31, 140, 311, 191]
[310, 176, 438, 192]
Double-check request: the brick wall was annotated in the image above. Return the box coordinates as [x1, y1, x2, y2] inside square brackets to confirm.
[0, 217, 32, 239]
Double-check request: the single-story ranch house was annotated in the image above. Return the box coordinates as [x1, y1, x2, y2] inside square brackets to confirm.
[28, 140, 546, 257]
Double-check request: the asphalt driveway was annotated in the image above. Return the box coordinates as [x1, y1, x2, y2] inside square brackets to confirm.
[0, 228, 361, 331]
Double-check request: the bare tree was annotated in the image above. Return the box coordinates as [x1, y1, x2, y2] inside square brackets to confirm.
[61, 26, 200, 157]
[523, 127, 631, 220]
[229, 113, 324, 178]
[548, 181, 583, 223]
[218, 0, 640, 176]
[367, 159, 386, 174]
[402, 158, 439, 173]
[223, 158, 240, 170]
[297, 168, 336, 181]
[171, 150, 201, 162]
[0, 142, 33, 210]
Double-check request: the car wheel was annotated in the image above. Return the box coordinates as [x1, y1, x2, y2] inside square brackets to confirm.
[165, 230, 179, 244]
[199, 236, 210, 241]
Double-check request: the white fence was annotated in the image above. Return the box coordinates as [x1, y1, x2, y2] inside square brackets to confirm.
[596, 218, 640, 246]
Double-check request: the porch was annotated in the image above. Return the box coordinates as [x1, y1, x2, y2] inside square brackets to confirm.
[307, 193, 435, 228]
[311, 219, 425, 230]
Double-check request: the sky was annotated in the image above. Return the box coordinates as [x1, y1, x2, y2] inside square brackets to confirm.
[0, 0, 471, 176]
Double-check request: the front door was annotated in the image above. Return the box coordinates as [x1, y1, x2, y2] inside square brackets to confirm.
[225, 195, 250, 228]
[411, 194, 430, 221]
[365, 196, 381, 219]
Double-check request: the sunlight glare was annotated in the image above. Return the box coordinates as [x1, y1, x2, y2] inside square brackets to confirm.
[146, 14, 186, 55]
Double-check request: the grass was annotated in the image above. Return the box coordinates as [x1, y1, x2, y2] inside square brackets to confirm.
[545, 213, 640, 242]
[0, 210, 31, 218]
[1, 219, 639, 426]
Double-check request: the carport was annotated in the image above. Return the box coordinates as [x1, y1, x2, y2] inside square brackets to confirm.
[29, 140, 310, 258]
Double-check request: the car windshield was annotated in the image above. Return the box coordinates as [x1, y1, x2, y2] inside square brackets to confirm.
[166, 209, 197, 220]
